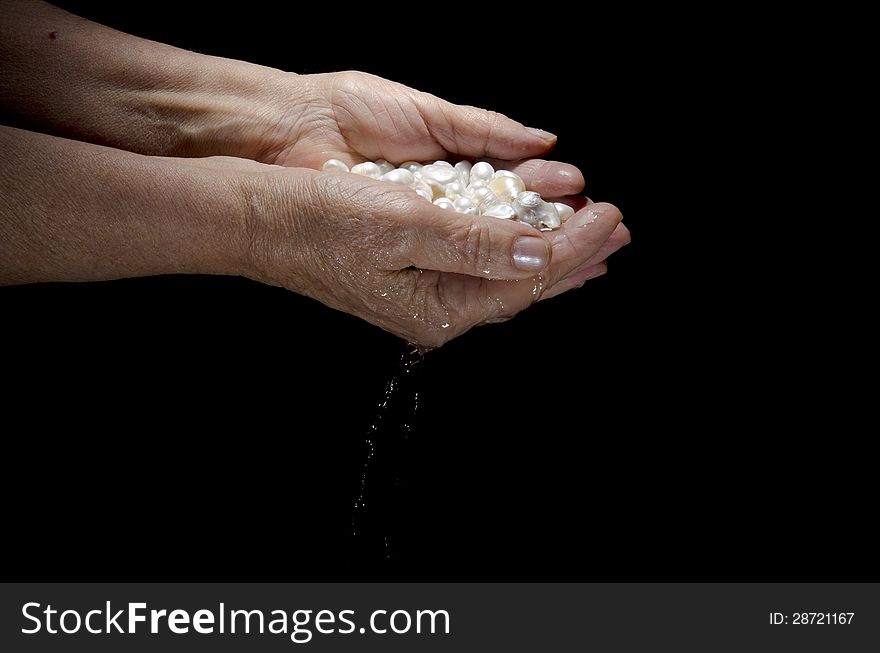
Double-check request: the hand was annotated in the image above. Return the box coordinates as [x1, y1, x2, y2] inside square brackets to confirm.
[235, 70, 628, 303]
[241, 71, 588, 200]
[239, 165, 628, 348]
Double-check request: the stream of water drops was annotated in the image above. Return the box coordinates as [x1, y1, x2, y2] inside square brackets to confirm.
[352, 345, 425, 561]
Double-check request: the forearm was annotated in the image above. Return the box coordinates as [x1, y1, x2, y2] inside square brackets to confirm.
[0, 0, 296, 158]
[0, 125, 245, 285]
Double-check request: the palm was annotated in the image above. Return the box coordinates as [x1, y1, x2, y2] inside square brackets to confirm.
[270, 73, 465, 169]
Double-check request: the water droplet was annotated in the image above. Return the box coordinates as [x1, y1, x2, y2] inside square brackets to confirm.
[531, 274, 545, 299]
[352, 347, 426, 558]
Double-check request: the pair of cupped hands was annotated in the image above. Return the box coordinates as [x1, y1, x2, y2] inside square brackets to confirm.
[197, 72, 629, 347]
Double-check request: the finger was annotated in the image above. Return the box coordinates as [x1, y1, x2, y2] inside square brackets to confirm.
[404, 206, 552, 281]
[415, 94, 557, 160]
[547, 222, 630, 287]
[486, 159, 585, 197]
[472, 203, 623, 320]
[545, 195, 594, 216]
[540, 264, 608, 301]
[543, 203, 625, 286]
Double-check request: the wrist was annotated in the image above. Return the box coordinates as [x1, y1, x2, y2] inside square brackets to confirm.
[229, 165, 322, 288]
[135, 58, 307, 162]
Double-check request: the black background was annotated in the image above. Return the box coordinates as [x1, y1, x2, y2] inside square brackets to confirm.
[1, 2, 870, 581]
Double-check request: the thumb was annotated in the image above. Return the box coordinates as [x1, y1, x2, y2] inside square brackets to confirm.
[405, 207, 552, 280]
[416, 94, 557, 160]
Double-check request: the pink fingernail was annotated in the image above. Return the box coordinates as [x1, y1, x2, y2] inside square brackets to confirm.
[513, 237, 549, 272]
[525, 127, 557, 142]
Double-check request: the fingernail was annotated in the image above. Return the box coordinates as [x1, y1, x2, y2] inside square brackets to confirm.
[513, 237, 549, 272]
[525, 127, 557, 142]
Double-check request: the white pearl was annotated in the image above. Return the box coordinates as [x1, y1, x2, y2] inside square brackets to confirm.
[453, 197, 479, 215]
[483, 203, 517, 220]
[400, 161, 423, 174]
[375, 159, 395, 174]
[433, 197, 455, 210]
[494, 170, 523, 183]
[415, 188, 433, 202]
[380, 168, 415, 185]
[350, 162, 382, 179]
[413, 180, 433, 197]
[322, 158, 350, 173]
[513, 191, 543, 227]
[454, 160, 472, 186]
[470, 161, 495, 183]
[444, 181, 465, 200]
[421, 177, 446, 200]
[433, 160, 454, 168]
[472, 186, 500, 212]
[488, 175, 525, 204]
[420, 164, 459, 186]
[465, 180, 488, 196]
[537, 202, 561, 230]
[553, 202, 575, 222]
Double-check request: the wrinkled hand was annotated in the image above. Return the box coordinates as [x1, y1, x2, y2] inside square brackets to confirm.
[193, 70, 629, 345]
[254, 71, 588, 199]
[235, 165, 628, 348]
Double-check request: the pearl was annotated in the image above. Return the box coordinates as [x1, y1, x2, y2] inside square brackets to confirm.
[553, 202, 575, 223]
[483, 203, 517, 220]
[322, 159, 350, 173]
[420, 164, 459, 186]
[465, 180, 488, 196]
[413, 180, 433, 196]
[472, 186, 500, 212]
[494, 170, 523, 183]
[488, 175, 525, 204]
[350, 162, 382, 179]
[537, 202, 561, 230]
[444, 181, 465, 200]
[322, 157, 565, 230]
[470, 161, 494, 183]
[453, 197, 479, 215]
[454, 160, 472, 186]
[375, 159, 395, 174]
[421, 177, 446, 200]
[513, 191, 543, 227]
[514, 191, 560, 229]
[380, 168, 415, 185]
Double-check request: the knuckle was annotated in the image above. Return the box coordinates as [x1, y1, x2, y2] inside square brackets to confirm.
[458, 220, 494, 273]
[332, 70, 371, 91]
[481, 110, 507, 151]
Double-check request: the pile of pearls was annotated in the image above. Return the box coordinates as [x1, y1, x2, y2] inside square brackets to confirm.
[322, 158, 573, 231]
